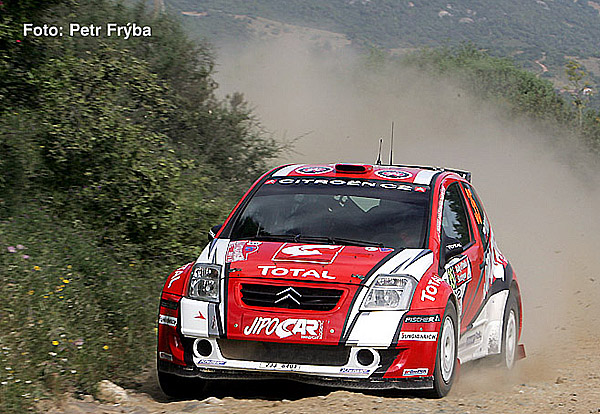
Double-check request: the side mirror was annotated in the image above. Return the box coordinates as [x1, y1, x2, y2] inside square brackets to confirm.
[444, 242, 463, 264]
[208, 224, 223, 241]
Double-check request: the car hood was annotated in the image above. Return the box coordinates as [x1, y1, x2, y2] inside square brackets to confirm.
[225, 240, 404, 285]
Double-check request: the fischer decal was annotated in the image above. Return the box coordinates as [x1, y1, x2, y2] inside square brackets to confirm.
[404, 314, 441, 323]
[243, 317, 324, 340]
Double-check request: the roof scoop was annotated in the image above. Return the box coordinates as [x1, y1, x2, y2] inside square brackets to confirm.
[335, 163, 373, 174]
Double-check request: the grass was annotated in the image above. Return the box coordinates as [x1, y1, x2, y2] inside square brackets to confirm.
[0, 204, 173, 412]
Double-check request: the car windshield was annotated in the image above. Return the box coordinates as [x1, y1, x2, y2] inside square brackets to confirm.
[228, 177, 431, 249]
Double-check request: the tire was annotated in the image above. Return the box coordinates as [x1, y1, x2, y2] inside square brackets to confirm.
[427, 300, 458, 398]
[500, 289, 519, 370]
[157, 370, 207, 399]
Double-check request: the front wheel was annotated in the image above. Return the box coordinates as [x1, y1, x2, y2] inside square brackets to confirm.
[428, 300, 458, 398]
[500, 290, 519, 369]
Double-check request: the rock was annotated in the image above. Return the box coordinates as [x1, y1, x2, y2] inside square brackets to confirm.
[81, 394, 94, 403]
[96, 380, 129, 404]
[201, 396, 222, 404]
[555, 377, 567, 384]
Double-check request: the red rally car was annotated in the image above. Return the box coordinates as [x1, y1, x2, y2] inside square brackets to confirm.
[157, 163, 525, 398]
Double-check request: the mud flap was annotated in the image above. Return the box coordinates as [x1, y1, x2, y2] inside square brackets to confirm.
[517, 344, 526, 360]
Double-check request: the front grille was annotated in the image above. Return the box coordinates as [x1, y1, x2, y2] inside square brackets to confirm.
[241, 283, 343, 311]
[217, 339, 350, 366]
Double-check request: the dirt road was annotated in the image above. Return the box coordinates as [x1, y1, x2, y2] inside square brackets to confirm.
[47, 322, 600, 413]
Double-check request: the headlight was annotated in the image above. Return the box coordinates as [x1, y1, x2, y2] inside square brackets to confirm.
[188, 263, 221, 302]
[360, 274, 417, 310]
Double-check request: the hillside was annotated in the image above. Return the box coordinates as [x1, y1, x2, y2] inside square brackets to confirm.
[165, 0, 600, 104]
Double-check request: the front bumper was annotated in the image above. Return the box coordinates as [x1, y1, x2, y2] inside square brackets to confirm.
[157, 336, 434, 390]
[158, 359, 433, 390]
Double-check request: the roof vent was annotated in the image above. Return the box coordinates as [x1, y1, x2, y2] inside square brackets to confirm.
[334, 164, 373, 174]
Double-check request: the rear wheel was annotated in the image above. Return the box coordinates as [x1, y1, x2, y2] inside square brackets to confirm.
[428, 300, 458, 398]
[500, 290, 519, 369]
[157, 370, 207, 399]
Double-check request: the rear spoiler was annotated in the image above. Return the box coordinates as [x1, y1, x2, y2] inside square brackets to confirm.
[391, 164, 472, 183]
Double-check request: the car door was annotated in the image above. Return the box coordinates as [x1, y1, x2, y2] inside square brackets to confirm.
[440, 181, 485, 333]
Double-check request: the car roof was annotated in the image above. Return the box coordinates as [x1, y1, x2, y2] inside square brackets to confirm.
[270, 163, 471, 187]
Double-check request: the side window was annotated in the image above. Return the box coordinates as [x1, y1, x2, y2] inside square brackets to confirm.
[461, 183, 490, 247]
[441, 183, 472, 247]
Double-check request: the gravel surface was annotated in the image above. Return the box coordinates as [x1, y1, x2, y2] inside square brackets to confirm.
[46, 327, 600, 414]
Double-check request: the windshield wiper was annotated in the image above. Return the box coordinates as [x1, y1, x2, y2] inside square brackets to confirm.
[291, 234, 385, 248]
[329, 237, 384, 248]
[242, 234, 295, 242]
[239, 233, 385, 248]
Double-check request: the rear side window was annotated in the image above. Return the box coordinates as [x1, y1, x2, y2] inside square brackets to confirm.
[462, 183, 490, 247]
[441, 183, 472, 247]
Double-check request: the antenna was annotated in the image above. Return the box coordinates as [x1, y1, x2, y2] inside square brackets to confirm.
[389, 122, 394, 165]
[376, 138, 383, 165]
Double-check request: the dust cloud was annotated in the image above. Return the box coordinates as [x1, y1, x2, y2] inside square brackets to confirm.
[214, 38, 600, 377]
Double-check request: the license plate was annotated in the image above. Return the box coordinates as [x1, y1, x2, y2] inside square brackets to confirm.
[259, 362, 300, 371]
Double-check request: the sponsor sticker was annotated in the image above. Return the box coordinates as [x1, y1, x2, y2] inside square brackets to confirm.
[295, 166, 334, 175]
[446, 255, 472, 290]
[404, 314, 441, 324]
[243, 316, 324, 340]
[274, 178, 416, 191]
[158, 315, 177, 327]
[273, 244, 344, 264]
[197, 359, 227, 366]
[403, 368, 428, 376]
[226, 240, 261, 263]
[399, 331, 438, 341]
[340, 368, 370, 374]
[375, 169, 413, 180]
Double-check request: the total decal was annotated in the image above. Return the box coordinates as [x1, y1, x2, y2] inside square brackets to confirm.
[272, 244, 344, 264]
[420, 275, 443, 303]
[443, 255, 472, 316]
[243, 316, 324, 340]
[226, 240, 262, 263]
[167, 262, 192, 289]
[258, 265, 335, 280]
